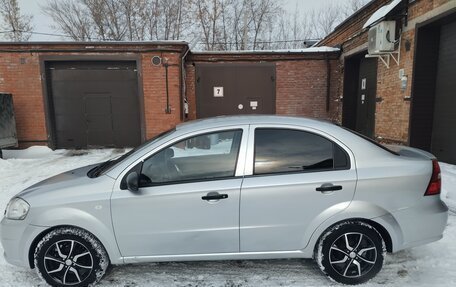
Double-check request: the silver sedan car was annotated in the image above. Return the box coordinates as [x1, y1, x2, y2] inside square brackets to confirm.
[1, 115, 448, 286]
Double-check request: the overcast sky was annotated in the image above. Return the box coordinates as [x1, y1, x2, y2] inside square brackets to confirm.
[14, 0, 357, 41]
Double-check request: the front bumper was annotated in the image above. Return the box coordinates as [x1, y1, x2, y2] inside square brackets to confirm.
[0, 217, 48, 268]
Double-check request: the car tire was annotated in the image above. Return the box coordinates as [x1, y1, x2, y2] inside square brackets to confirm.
[315, 221, 386, 285]
[34, 227, 110, 287]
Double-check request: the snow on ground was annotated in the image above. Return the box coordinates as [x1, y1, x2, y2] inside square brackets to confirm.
[440, 162, 456, 210]
[0, 147, 455, 287]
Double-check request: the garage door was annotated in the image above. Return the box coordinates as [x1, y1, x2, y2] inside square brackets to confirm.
[47, 61, 141, 149]
[196, 63, 275, 118]
[355, 57, 377, 138]
[431, 20, 456, 163]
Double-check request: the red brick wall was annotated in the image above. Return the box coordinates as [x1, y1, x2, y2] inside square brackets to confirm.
[0, 43, 186, 148]
[374, 29, 414, 142]
[185, 63, 197, 120]
[0, 52, 46, 145]
[141, 52, 183, 138]
[185, 53, 340, 121]
[275, 60, 340, 120]
[318, 0, 454, 144]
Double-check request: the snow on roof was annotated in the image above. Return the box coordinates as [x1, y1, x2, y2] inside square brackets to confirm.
[0, 40, 189, 45]
[363, 0, 402, 29]
[191, 46, 339, 54]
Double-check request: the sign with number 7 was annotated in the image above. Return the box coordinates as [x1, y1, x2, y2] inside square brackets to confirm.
[213, 87, 224, 97]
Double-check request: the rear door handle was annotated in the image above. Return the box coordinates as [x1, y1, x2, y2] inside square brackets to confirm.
[202, 192, 228, 201]
[316, 184, 343, 192]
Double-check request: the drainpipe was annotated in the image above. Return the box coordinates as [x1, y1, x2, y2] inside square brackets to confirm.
[164, 62, 171, 114]
[326, 55, 331, 112]
[180, 46, 190, 121]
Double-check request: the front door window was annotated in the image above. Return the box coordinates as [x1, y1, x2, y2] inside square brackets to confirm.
[141, 129, 243, 185]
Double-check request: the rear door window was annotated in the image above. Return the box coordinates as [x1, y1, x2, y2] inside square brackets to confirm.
[254, 128, 349, 175]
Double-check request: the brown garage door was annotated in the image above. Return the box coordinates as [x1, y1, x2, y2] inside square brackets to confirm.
[431, 20, 456, 163]
[196, 63, 275, 118]
[46, 61, 141, 149]
[355, 57, 377, 138]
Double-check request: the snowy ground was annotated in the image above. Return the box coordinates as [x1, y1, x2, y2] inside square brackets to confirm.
[0, 146, 455, 287]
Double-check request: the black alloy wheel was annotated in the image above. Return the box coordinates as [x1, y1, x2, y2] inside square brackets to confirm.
[34, 227, 109, 287]
[316, 221, 386, 285]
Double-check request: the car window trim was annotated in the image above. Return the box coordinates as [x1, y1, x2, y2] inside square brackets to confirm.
[243, 166, 352, 179]
[137, 174, 244, 188]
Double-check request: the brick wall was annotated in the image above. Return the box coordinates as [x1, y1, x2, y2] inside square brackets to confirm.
[318, 0, 454, 144]
[140, 51, 183, 138]
[0, 43, 187, 147]
[185, 52, 340, 121]
[184, 63, 197, 120]
[0, 50, 46, 145]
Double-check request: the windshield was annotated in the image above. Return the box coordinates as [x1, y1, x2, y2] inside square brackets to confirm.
[87, 127, 176, 178]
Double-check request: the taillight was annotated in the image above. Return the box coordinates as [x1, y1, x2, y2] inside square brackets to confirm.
[425, 160, 441, 196]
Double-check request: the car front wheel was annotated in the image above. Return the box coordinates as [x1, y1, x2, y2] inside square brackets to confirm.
[34, 227, 109, 287]
[315, 221, 386, 285]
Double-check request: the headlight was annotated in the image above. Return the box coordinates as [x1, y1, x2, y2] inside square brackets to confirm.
[4, 198, 30, 220]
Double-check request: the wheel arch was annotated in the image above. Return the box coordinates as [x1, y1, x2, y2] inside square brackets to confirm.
[312, 217, 397, 261]
[312, 218, 393, 258]
[303, 200, 403, 257]
[27, 206, 124, 267]
[28, 225, 116, 268]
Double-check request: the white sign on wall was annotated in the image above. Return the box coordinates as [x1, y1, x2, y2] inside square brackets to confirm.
[213, 87, 224, 97]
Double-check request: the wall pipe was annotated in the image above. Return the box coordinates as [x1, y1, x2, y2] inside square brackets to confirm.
[164, 63, 171, 114]
[180, 46, 190, 121]
[326, 55, 331, 112]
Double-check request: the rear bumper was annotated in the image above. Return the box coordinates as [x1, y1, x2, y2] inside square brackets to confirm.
[376, 198, 448, 252]
[0, 217, 47, 268]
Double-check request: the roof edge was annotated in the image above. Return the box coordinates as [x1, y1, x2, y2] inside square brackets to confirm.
[0, 40, 189, 46]
[190, 47, 340, 55]
[317, 0, 381, 46]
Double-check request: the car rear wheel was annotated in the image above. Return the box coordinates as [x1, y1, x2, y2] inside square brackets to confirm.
[315, 221, 386, 285]
[34, 227, 109, 287]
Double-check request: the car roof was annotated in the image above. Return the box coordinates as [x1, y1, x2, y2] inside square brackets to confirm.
[176, 115, 336, 131]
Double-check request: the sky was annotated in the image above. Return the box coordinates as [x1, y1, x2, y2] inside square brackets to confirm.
[11, 0, 357, 41]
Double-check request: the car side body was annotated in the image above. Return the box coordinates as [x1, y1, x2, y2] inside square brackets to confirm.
[0, 115, 448, 285]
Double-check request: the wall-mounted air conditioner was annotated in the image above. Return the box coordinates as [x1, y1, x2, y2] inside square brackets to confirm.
[368, 21, 396, 54]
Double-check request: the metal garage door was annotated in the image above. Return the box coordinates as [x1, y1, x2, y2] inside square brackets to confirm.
[355, 57, 377, 138]
[196, 63, 275, 118]
[431, 20, 456, 163]
[47, 61, 141, 149]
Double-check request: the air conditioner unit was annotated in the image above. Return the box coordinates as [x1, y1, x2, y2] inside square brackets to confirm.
[368, 21, 396, 54]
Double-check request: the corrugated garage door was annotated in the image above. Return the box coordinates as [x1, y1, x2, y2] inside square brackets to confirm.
[46, 61, 141, 149]
[431, 20, 456, 163]
[196, 63, 275, 118]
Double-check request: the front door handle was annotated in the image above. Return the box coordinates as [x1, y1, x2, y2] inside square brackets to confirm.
[202, 192, 228, 201]
[316, 184, 343, 192]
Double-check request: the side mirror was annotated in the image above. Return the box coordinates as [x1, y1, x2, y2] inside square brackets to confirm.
[126, 172, 139, 192]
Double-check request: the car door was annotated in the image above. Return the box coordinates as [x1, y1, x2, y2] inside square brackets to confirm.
[111, 127, 248, 257]
[240, 125, 357, 252]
